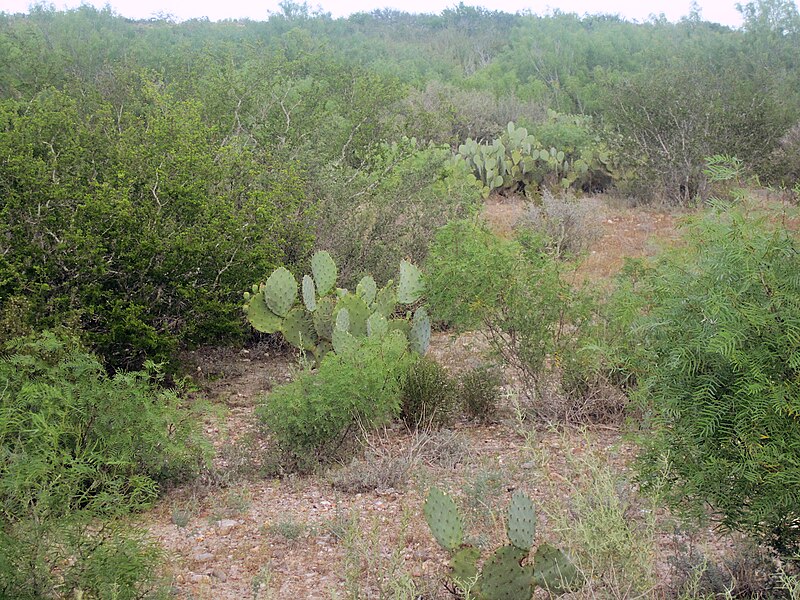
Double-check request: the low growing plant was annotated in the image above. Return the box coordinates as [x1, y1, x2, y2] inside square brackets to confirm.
[257, 330, 415, 467]
[244, 250, 430, 364]
[458, 365, 503, 423]
[400, 357, 458, 430]
[0, 330, 207, 520]
[0, 330, 204, 599]
[423, 487, 582, 598]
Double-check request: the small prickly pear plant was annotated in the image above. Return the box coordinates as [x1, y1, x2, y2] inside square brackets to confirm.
[243, 251, 430, 363]
[423, 487, 582, 599]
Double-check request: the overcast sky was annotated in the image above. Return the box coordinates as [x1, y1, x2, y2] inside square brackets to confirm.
[0, 0, 746, 27]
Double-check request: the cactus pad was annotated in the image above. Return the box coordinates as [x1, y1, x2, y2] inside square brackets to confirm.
[532, 543, 581, 594]
[372, 283, 397, 318]
[312, 340, 333, 363]
[335, 295, 370, 338]
[423, 487, 463, 552]
[281, 307, 317, 350]
[335, 307, 350, 333]
[332, 325, 358, 355]
[302, 275, 316, 312]
[356, 275, 377, 305]
[506, 491, 536, 550]
[480, 545, 533, 600]
[311, 251, 337, 296]
[398, 260, 424, 304]
[408, 307, 431, 355]
[263, 267, 297, 317]
[366, 312, 388, 338]
[244, 292, 282, 334]
[387, 319, 411, 336]
[313, 296, 336, 340]
[451, 546, 480, 592]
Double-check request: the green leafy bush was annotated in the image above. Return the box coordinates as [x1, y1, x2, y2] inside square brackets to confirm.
[0, 331, 207, 519]
[313, 139, 481, 287]
[1, 517, 167, 600]
[624, 205, 800, 554]
[400, 357, 457, 430]
[0, 84, 312, 369]
[425, 220, 593, 415]
[258, 331, 414, 467]
[0, 330, 205, 599]
[458, 365, 503, 422]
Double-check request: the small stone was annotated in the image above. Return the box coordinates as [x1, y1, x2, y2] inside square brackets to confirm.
[212, 568, 227, 582]
[193, 552, 214, 562]
[216, 519, 238, 534]
[190, 574, 203, 583]
[521, 461, 536, 469]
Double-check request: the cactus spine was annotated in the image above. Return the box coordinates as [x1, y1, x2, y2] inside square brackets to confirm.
[423, 487, 582, 598]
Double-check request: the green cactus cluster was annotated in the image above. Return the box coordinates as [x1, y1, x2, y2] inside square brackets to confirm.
[423, 487, 582, 599]
[458, 121, 615, 197]
[243, 251, 430, 362]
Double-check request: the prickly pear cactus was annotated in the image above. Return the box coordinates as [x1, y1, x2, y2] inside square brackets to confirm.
[398, 260, 423, 304]
[264, 267, 297, 317]
[335, 295, 370, 338]
[311, 251, 337, 296]
[423, 487, 463, 552]
[451, 546, 480, 590]
[332, 324, 358, 355]
[372, 283, 397, 318]
[245, 252, 430, 361]
[532, 543, 581, 594]
[313, 296, 336, 340]
[356, 275, 377, 306]
[408, 307, 431, 355]
[506, 491, 536, 550]
[422, 487, 582, 599]
[281, 307, 316, 350]
[367, 312, 388, 338]
[243, 289, 282, 333]
[480, 545, 533, 600]
[302, 275, 316, 312]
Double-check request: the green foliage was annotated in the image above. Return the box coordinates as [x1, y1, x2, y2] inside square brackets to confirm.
[620, 205, 800, 553]
[457, 120, 617, 198]
[426, 220, 593, 411]
[0, 517, 167, 600]
[244, 251, 430, 363]
[0, 83, 312, 369]
[314, 139, 481, 286]
[0, 331, 207, 520]
[423, 487, 582, 597]
[604, 47, 790, 203]
[0, 331, 204, 599]
[257, 330, 414, 466]
[769, 121, 800, 188]
[458, 365, 503, 422]
[400, 357, 457, 430]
